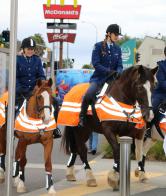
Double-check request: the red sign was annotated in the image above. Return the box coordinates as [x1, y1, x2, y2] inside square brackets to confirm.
[47, 33, 76, 43]
[43, 4, 81, 19]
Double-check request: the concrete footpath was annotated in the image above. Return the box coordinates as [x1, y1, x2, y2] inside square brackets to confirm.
[22, 154, 166, 196]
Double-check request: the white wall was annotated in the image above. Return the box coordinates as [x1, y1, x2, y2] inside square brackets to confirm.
[137, 36, 165, 68]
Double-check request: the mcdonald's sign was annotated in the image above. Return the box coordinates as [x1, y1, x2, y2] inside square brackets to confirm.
[43, 4, 81, 19]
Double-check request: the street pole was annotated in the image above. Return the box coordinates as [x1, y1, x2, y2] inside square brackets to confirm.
[5, 0, 18, 195]
[66, 19, 69, 68]
[51, 0, 56, 90]
[59, 19, 63, 69]
[119, 136, 133, 196]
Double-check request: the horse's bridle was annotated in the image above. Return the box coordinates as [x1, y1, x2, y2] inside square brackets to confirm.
[36, 105, 52, 114]
[35, 91, 52, 115]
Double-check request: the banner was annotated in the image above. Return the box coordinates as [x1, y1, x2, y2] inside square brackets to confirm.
[47, 33, 76, 43]
[121, 39, 136, 69]
[43, 4, 81, 19]
[56, 69, 93, 103]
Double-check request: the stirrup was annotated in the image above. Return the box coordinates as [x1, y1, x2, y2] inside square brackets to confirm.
[78, 115, 86, 127]
[53, 127, 62, 139]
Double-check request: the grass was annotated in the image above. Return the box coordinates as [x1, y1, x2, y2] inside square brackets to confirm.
[103, 141, 166, 161]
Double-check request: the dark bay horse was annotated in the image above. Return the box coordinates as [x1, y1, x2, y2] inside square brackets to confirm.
[60, 65, 158, 190]
[0, 79, 57, 194]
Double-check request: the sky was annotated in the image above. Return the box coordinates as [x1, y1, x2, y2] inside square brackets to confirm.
[0, 0, 166, 68]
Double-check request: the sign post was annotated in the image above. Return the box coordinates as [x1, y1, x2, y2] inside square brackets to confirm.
[5, 0, 18, 195]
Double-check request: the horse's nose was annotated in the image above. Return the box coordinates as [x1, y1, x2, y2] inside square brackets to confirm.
[42, 117, 50, 125]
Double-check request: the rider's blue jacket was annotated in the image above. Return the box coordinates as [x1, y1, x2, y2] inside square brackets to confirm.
[90, 41, 123, 84]
[152, 59, 166, 110]
[16, 55, 46, 95]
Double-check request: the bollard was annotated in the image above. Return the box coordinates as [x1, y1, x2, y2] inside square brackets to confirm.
[119, 136, 133, 196]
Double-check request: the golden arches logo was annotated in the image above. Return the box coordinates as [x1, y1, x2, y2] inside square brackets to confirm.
[47, 0, 78, 7]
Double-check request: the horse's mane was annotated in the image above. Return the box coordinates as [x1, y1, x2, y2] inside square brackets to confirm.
[120, 65, 138, 79]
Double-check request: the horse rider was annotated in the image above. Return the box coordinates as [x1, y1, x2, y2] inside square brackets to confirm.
[79, 24, 123, 127]
[16, 37, 61, 138]
[144, 46, 166, 139]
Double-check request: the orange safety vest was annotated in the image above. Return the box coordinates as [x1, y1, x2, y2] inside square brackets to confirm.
[15, 101, 56, 133]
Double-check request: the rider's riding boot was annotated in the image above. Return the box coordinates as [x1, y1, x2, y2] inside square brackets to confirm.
[78, 101, 89, 127]
[53, 127, 62, 139]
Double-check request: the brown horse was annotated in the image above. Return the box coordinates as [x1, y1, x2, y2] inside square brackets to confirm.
[60, 65, 158, 190]
[0, 79, 57, 194]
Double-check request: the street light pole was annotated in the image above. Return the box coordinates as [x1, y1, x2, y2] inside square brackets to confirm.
[51, 0, 56, 90]
[81, 21, 98, 43]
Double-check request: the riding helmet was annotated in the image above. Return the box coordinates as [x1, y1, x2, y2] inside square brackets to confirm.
[21, 37, 36, 49]
[106, 24, 122, 35]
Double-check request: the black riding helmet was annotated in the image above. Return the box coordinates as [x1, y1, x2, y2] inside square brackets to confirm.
[106, 24, 122, 36]
[21, 37, 36, 49]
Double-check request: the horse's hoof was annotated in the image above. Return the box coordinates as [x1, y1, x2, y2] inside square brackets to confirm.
[139, 171, 148, 183]
[107, 170, 119, 190]
[66, 174, 76, 181]
[48, 185, 56, 194]
[87, 179, 97, 187]
[0, 177, 5, 184]
[66, 166, 76, 181]
[17, 180, 27, 193]
[13, 176, 20, 187]
[135, 168, 139, 177]
[0, 168, 5, 184]
[86, 169, 97, 187]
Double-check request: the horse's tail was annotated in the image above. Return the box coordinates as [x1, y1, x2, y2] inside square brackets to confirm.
[61, 126, 75, 155]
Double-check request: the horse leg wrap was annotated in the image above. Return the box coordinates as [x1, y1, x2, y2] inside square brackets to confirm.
[138, 161, 145, 172]
[142, 155, 146, 168]
[46, 173, 53, 190]
[13, 161, 19, 177]
[113, 162, 119, 172]
[19, 170, 25, 182]
[67, 153, 77, 167]
[0, 155, 5, 171]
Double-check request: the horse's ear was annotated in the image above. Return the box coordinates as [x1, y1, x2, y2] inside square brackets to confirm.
[48, 78, 53, 87]
[36, 79, 42, 87]
[151, 66, 158, 75]
[137, 65, 144, 74]
[135, 65, 145, 81]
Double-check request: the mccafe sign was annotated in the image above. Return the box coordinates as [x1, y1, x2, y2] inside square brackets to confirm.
[47, 33, 76, 43]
